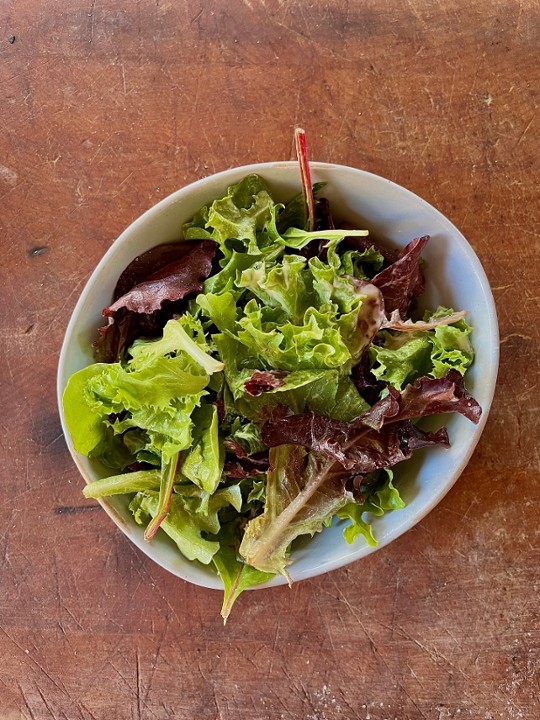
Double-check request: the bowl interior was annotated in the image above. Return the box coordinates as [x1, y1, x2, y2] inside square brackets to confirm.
[57, 161, 499, 590]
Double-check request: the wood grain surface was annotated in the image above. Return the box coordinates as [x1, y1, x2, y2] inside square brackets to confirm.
[1, 1, 539, 718]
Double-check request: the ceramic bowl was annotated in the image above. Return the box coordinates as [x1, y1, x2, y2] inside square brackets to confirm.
[57, 161, 499, 589]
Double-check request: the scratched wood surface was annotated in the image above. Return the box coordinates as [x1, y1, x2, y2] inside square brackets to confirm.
[1, 0, 539, 718]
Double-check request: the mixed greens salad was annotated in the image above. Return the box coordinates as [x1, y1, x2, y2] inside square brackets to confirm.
[63, 140, 481, 619]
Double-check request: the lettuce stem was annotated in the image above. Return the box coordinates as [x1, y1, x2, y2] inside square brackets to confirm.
[144, 452, 181, 541]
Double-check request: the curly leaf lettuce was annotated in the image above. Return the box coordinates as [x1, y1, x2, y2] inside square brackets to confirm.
[370, 307, 474, 390]
[63, 315, 223, 464]
[337, 469, 405, 546]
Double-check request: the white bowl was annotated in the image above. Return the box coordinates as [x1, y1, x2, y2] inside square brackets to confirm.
[57, 161, 499, 590]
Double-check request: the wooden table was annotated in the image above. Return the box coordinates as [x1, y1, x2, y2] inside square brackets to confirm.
[1, 1, 538, 717]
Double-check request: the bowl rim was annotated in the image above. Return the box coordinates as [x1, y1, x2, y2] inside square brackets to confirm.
[57, 160, 500, 590]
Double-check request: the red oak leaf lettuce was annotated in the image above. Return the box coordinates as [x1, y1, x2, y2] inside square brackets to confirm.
[372, 235, 429, 315]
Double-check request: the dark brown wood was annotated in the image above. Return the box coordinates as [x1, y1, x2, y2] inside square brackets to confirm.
[1, 1, 538, 718]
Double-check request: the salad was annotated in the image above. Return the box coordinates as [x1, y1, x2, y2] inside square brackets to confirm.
[63, 131, 481, 619]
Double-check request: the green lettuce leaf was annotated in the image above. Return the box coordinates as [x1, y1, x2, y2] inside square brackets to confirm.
[309, 259, 385, 360]
[228, 418, 266, 456]
[337, 469, 405, 545]
[129, 316, 224, 375]
[187, 175, 275, 259]
[236, 299, 352, 371]
[370, 307, 474, 390]
[336, 502, 377, 546]
[208, 191, 273, 257]
[182, 205, 212, 240]
[203, 251, 255, 297]
[212, 522, 274, 622]
[130, 483, 243, 564]
[67, 314, 223, 465]
[427, 307, 474, 377]
[196, 291, 238, 333]
[237, 255, 315, 324]
[83, 468, 161, 499]
[214, 329, 368, 421]
[370, 332, 432, 390]
[131, 491, 220, 564]
[86, 424, 136, 470]
[180, 404, 224, 494]
[62, 363, 111, 455]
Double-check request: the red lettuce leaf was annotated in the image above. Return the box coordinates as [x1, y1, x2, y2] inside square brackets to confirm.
[316, 197, 335, 232]
[244, 370, 289, 397]
[94, 240, 217, 362]
[112, 241, 200, 301]
[344, 422, 449, 474]
[224, 457, 269, 478]
[261, 412, 353, 468]
[261, 371, 481, 472]
[371, 235, 429, 315]
[392, 369, 482, 425]
[351, 352, 388, 406]
[353, 389, 400, 431]
[262, 413, 448, 475]
[357, 370, 482, 428]
[94, 308, 160, 364]
[223, 439, 269, 478]
[105, 240, 217, 315]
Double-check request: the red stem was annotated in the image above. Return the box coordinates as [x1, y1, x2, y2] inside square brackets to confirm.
[294, 127, 315, 232]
